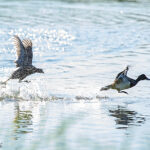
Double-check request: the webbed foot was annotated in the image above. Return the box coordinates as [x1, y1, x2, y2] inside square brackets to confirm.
[118, 91, 128, 94]
[0, 82, 6, 85]
[24, 80, 31, 83]
[19, 80, 31, 83]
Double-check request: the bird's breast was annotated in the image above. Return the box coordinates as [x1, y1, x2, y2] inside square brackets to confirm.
[115, 78, 130, 90]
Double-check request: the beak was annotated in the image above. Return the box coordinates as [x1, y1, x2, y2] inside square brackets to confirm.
[146, 77, 150, 80]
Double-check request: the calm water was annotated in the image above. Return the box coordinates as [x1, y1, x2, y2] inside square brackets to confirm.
[0, 0, 150, 149]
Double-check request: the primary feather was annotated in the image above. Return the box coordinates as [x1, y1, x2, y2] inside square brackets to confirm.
[14, 35, 33, 67]
[22, 39, 33, 66]
[14, 35, 26, 67]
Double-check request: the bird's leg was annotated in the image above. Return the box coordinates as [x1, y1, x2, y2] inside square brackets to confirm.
[18, 79, 30, 83]
[23, 80, 31, 83]
[18, 74, 30, 83]
[118, 91, 128, 94]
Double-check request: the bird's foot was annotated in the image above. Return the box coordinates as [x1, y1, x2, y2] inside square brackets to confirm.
[118, 91, 128, 94]
[0, 82, 6, 85]
[23, 80, 31, 83]
[19, 80, 31, 83]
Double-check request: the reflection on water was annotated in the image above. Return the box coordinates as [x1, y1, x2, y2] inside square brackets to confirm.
[13, 102, 33, 140]
[109, 106, 145, 129]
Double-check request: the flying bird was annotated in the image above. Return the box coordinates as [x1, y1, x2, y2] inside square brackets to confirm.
[100, 66, 150, 94]
[3, 35, 44, 84]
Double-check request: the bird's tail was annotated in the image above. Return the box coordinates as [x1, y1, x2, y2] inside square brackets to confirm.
[100, 84, 112, 91]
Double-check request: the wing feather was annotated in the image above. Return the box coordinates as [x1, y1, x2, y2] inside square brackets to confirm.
[13, 35, 26, 67]
[22, 39, 33, 65]
[115, 66, 129, 80]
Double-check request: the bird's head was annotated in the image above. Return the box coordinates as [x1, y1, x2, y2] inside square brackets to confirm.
[36, 68, 44, 73]
[137, 74, 150, 81]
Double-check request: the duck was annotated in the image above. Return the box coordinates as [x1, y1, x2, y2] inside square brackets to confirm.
[100, 66, 150, 94]
[3, 35, 44, 84]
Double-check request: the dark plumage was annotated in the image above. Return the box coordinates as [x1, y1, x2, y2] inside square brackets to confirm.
[4, 35, 44, 83]
[100, 66, 150, 94]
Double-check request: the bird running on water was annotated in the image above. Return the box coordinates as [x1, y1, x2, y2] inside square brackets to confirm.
[100, 66, 150, 94]
[4, 35, 44, 84]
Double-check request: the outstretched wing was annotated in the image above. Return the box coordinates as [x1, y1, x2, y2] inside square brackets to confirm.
[22, 39, 33, 66]
[115, 66, 129, 80]
[114, 66, 130, 84]
[13, 35, 27, 67]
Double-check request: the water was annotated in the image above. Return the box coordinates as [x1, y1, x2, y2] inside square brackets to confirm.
[0, 0, 150, 149]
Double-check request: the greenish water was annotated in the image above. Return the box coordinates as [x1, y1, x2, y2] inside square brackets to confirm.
[0, 0, 150, 150]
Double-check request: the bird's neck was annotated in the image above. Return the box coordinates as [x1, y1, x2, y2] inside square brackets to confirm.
[135, 77, 142, 84]
[130, 77, 141, 88]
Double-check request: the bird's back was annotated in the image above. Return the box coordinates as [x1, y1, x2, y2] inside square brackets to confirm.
[10, 66, 36, 80]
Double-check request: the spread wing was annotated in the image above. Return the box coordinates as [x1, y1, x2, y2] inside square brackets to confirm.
[115, 66, 129, 80]
[13, 35, 27, 67]
[13, 35, 33, 67]
[22, 39, 33, 66]
[114, 66, 130, 84]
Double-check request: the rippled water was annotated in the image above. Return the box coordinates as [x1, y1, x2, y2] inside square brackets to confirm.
[0, 0, 150, 150]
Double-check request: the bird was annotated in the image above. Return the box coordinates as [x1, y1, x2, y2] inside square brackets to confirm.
[3, 35, 44, 84]
[100, 66, 150, 94]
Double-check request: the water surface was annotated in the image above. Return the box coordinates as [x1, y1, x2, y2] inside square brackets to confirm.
[0, 0, 150, 149]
